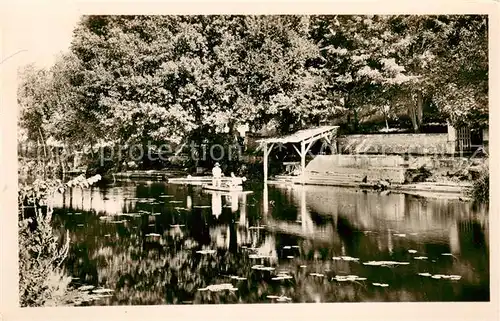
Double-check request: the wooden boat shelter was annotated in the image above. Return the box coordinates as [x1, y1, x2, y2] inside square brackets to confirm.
[257, 126, 339, 183]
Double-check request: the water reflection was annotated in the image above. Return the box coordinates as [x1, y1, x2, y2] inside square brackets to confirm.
[211, 192, 222, 218]
[50, 181, 489, 305]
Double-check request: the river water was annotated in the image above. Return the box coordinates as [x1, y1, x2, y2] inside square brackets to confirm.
[51, 179, 489, 305]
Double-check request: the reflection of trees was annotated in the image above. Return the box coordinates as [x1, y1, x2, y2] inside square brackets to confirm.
[51, 182, 489, 304]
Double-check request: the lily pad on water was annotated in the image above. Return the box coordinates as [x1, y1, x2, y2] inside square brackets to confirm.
[333, 275, 367, 282]
[372, 283, 389, 287]
[332, 256, 360, 262]
[92, 288, 114, 294]
[287, 256, 294, 259]
[119, 213, 142, 217]
[248, 254, 273, 259]
[78, 285, 95, 291]
[363, 261, 409, 267]
[408, 250, 417, 254]
[431, 274, 461, 280]
[418, 273, 432, 277]
[94, 294, 113, 298]
[251, 265, 275, 271]
[109, 220, 127, 224]
[198, 284, 238, 292]
[283, 246, 291, 250]
[196, 249, 216, 255]
[267, 295, 292, 302]
[271, 274, 293, 281]
[170, 224, 185, 228]
[414, 256, 428, 260]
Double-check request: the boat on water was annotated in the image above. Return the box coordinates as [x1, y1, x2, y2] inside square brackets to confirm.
[168, 175, 246, 186]
[202, 184, 244, 192]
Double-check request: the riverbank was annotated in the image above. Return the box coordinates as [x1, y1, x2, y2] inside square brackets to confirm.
[112, 169, 186, 180]
[109, 169, 473, 198]
[268, 177, 472, 197]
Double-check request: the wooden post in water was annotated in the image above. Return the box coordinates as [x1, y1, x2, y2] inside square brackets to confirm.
[263, 143, 268, 184]
[263, 183, 269, 216]
[300, 141, 306, 184]
[263, 143, 274, 184]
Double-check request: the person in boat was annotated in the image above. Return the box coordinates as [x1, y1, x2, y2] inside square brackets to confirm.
[229, 172, 238, 187]
[228, 172, 247, 187]
[212, 162, 222, 187]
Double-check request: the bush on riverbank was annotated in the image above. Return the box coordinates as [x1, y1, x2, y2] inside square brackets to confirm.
[18, 168, 102, 306]
[18, 206, 72, 306]
[470, 166, 489, 204]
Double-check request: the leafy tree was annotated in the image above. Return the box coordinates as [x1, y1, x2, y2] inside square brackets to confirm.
[70, 15, 330, 150]
[18, 65, 52, 146]
[19, 14, 488, 155]
[309, 15, 488, 132]
[430, 15, 488, 128]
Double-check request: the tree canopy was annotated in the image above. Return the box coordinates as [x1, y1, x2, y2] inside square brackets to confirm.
[18, 14, 488, 153]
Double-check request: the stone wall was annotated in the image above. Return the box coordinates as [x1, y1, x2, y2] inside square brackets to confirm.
[305, 155, 406, 183]
[338, 133, 455, 155]
[306, 154, 406, 169]
[303, 154, 486, 184]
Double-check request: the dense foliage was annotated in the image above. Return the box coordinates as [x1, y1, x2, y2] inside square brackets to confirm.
[18, 165, 102, 306]
[18, 15, 488, 160]
[470, 165, 489, 204]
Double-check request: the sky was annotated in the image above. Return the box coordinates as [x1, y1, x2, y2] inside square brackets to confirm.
[2, 5, 82, 69]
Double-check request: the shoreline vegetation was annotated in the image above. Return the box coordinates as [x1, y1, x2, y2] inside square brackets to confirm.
[18, 160, 105, 306]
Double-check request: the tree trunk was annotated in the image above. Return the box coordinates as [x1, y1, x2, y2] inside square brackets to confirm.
[37, 129, 47, 179]
[60, 145, 66, 182]
[409, 91, 423, 133]
[353, 108, 359, 132]
[416, 91, 424, 127]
